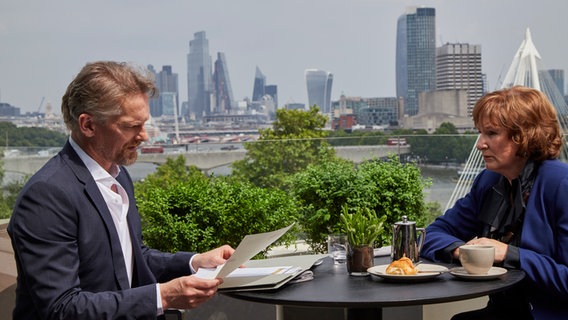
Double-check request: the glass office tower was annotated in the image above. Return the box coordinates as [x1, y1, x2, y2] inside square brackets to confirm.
[252, 66, 266, 102]
[305, 69, 333, 114]
[187, 31, 212, 121]
[157, 65, 179, 117]
[147, 65, 179, 117]
[396, 6, 436, 117]
[213, 52, 234, 114]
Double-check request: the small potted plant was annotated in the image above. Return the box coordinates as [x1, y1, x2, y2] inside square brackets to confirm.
[340, 205, 387, 276]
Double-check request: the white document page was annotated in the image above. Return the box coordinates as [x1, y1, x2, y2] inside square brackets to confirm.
[196, 223, 294, 280]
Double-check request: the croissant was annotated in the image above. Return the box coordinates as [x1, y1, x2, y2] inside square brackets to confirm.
[386, 257, 418, 275]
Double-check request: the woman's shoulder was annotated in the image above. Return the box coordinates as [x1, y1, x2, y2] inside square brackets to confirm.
[536, 159, 568, 185]
[539, 159, 568, 174]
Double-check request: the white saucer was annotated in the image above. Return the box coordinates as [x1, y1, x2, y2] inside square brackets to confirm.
[450, 266, 507, 280]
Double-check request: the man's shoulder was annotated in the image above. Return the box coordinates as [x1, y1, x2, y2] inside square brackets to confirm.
[29, 146, 87, 185]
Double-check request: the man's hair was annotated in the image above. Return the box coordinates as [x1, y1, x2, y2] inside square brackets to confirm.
[472, 85, 563, 161]
[61, 61, 157, 132]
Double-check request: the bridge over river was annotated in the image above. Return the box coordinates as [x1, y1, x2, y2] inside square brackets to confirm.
[3, 145, 410, 176]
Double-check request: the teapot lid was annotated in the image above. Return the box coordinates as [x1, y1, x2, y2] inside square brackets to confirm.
[395, 215, 415, 225]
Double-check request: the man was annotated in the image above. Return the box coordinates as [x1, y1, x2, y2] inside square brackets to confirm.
[8, 61, 234, 319]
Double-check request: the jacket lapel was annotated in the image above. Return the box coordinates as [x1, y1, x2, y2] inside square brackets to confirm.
[62, 143, 131, 290]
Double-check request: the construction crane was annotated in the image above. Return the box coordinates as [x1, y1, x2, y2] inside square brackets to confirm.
[37, 97, 45, 113]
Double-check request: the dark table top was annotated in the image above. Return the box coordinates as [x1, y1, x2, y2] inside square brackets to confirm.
[225, 255, 526, 309]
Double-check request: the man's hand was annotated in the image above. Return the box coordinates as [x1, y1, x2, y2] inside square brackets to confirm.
[191, 245, 235, 271]
[160, 244, 235, 310]
[160, 275, 222, 310]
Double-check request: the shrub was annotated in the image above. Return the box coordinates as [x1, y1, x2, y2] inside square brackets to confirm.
[291, 155, 431, 253]
[135, 156, 300, 255]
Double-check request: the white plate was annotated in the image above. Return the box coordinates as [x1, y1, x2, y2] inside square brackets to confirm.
[368, 264, 448, 282]
[450, 267, 507, 280]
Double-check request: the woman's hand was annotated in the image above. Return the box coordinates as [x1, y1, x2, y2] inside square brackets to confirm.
[465, 237, 508, 263]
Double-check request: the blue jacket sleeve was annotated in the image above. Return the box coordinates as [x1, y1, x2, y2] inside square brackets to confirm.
[421, 171, 495, 263]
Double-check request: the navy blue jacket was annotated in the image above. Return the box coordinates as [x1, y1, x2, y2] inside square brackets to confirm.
[8, 142, 194, 319]
[422, 159, 568, 319]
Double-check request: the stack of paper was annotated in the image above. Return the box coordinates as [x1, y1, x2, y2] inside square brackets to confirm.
[194, 223, 326, 291]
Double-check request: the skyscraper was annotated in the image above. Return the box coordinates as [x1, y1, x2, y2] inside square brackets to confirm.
[396, 6, 436, 117]
[252, 66, 266, 102]
[305, 69, 333, 113]
[147, 65, 179, 117]
[156, 65, 179, 117]
[187, 31, 212, 121]
[264, 85, 278, 108]
[147, 65, 160, 117]
[436, 43, 484, 117]
[251, 67, 278, 115]
[213, 52, 234, 114]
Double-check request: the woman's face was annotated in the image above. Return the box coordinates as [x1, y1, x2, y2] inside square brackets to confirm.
[476, 116, 526, 181]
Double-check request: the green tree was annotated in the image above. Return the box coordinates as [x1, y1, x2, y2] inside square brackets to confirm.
[291, 157, 357, 252]
[408, 123, 476, 164]
[327, 130, 387, 146]
[0, 122, 67, 147]
[231, 106, 336, 189]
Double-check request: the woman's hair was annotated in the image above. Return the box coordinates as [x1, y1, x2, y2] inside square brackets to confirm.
[61, 61, 157, 133]
[472, 85, 563, 161]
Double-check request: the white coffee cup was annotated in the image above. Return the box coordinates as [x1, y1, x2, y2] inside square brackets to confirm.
[459, 245, 495, 274]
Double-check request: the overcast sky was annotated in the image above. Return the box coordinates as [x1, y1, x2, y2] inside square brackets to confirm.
[1, 0, 566, 114]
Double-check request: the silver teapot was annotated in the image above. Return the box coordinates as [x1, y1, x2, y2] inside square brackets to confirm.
[391, 215, 425, 263]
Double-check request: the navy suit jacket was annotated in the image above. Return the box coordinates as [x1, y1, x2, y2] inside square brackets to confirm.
[8, 142, 194, 319]
[422, 159, 568, 319]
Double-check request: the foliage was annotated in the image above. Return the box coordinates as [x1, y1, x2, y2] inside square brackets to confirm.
[0, 177, 28, 219]
[291, 155, 431, 253]
[0, 148, 28, 219]
[406, 122, 477, 164]
[0, 122, 66, 218]
[135, 156, 200, 195]
[339, 205, 387, 246]
[231, 106, 335, 189]
[0, 122, 67, 147]
[327, 130, 387, 146]
[135, 156, 300, 255]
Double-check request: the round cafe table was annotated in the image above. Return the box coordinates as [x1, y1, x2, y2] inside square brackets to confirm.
[224, 255, 526, 320]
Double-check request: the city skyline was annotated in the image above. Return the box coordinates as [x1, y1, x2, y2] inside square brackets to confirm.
[1, 0, 567, 114]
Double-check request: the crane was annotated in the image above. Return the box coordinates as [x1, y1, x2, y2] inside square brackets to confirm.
[37, 97, 45, 113]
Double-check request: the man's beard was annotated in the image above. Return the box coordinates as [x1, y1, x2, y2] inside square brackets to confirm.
[117, 147, 139, 166]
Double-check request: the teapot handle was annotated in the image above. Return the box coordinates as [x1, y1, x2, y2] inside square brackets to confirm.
[417, 227, 426, 254]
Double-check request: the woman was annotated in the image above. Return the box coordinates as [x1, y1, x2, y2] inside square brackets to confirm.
[421, 86, 568, 320]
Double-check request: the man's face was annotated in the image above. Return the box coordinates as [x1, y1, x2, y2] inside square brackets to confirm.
[92, 94, 149, 169]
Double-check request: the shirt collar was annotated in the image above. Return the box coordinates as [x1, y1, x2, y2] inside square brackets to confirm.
[69, 137, 121, 181]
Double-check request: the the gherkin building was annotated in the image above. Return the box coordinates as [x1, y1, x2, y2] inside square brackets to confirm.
[446, 28, 568, 210]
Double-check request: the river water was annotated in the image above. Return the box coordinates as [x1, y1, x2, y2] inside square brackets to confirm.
[4, 161, 461, 209]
